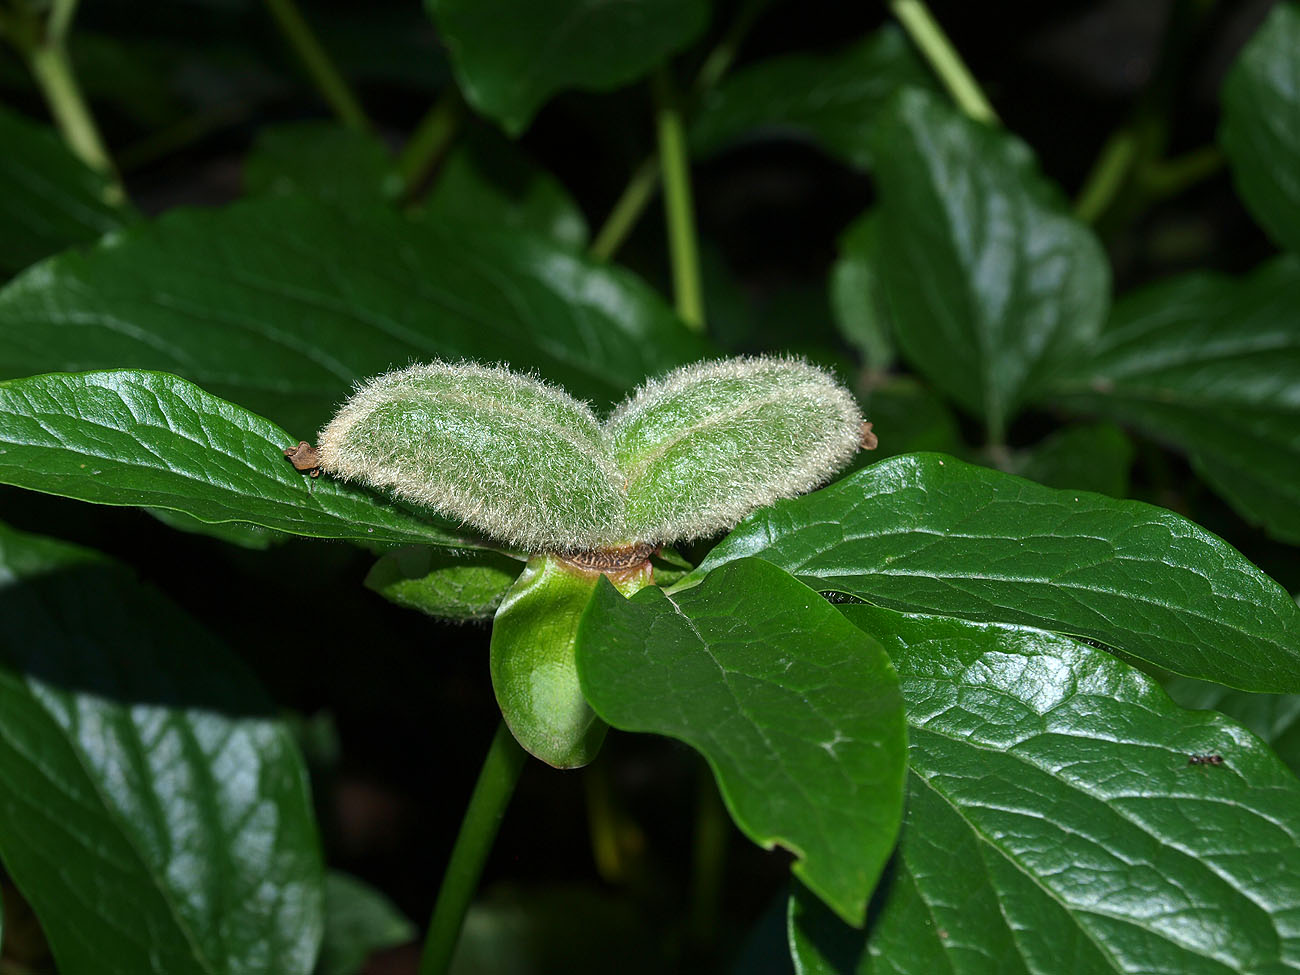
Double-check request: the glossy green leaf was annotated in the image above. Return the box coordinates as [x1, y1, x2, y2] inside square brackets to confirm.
[365, 546, 522, 621]
[1014, 422, 1134, 497]
[578, 557, 908, 925]
[423, 128, 588, 249]
[316, 872, 415, 975]
[696, 453, 1300, 692]
[690, 27, 934, 171]
[427, 0, 710, 135]
[0, 521, 324, 974]
[873, 88, 1109, 438]
[0, 195, 708, 433]
[1219, 2, 1300, 254]
[1049, 258, 1300, 543]
[146, 505, 284, 550]
[245, 122, 401, 204]
[1164, 676, 1300, 776]
[830, 212, 895, 372]
[792, 604, 1300, 974]
[493, 555, 650, 768]
[0, 370, 487, 549]
[0, 107, 134, 276]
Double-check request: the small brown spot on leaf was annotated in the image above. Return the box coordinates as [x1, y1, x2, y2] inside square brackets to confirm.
[284, 441, 322, 477]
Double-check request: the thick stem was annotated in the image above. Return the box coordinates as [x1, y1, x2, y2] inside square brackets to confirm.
[888, 0, 998, 124]
[397, 90, 463, 201]
[418, 721, 528, 975]
[23, 39, 121, 200]
[652, 67, 706, 331]
[262, 0, 368, 130]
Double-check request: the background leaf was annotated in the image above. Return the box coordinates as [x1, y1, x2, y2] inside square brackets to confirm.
[0, 107, 134, 277]
[578, 557, 908, 925]
[0, 195, 709, 434]
[0, 370, 485, 548]
[793, 604, 1300, 974]
[1219, 1, 1300, 254]
[315, 871, 415, 975]
[1049, 258, 1300, 543]
[365, 546, 522, 621]
[0, 521, 324, 974]
[873, 88, 1109, 439]
[1163, 676, 1300, 777]
[422, 127, 589, 249]
[1013, 421, 1134, 497]
[829, 212, 895, 372]
[695, 453, 1300, 692]
[690, 27, 934, 171]
[427, 0, 710, 134]
[244, 122, 402, 204]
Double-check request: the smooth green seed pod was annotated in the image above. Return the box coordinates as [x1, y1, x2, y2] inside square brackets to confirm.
[606, 357, 863, 545]
[490, 554, 651, 768]
[317, 362, 624, 552]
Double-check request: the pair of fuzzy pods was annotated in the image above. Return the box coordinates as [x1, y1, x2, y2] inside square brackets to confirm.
[316, 356, 866, 766]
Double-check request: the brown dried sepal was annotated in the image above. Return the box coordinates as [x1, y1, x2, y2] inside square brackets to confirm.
[285, 441, 322, 477]
[558, 544, 657, 585]
[860, 421, 878, 451]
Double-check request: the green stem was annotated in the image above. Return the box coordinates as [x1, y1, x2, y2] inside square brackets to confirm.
[590, 158, 660, 262]
[1074, 129, 1140, 224]
[418, 722, 527, 975]
[652, 67, 706, 331]
[22, 35, 123, 202]
[888, 0, 998, 124]
[262, 0, 368, 130]
[1140, 144, 1224, 200]
[397, 90, 463, 201]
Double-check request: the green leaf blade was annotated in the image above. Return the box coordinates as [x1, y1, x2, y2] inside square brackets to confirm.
[690, 27, 935, 171]
[697, 453, 1300, 693]
[0, 108, 134, 277]
[428, 0, 710, 134]
[813, 606, 1300, 975]
[366, 547, 521, 621]
[1220, 2, 1300, 254]
[0, 522, 324, 974]
[0, 196, 709, 434]
[578, 557, 908, 925]
[872, 89, 1109, 437]
[1049, 258, 1300, 543]
[0, 370, 483, 548]
[316, 872, 415, 975]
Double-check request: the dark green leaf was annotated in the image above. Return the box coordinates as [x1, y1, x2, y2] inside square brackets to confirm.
[245, 122, 401, 204]
[691, 27, 934, 171]
[0, 521, 324, 974]
[1219, 2, 1300, 254]
[146, 505, 284, 549]
[873, 89, 1109, 439]
[696, 453, 1300, 692]
[422, 128, 588, 249]
[0, 195, 709, 433]
[830, 212, 895, 372]
[316, 872, 415, 975]
[0, 107, 133, 276]
[0, 370, 487, 549]
[578, 557, 907, 925]
[427, 0, 710, 135]
[1163, 676, 1300, 776]
[796, 605, 1300, 974]
[1014, 421, 1134, 497]
[366, 546, 522, 621]
[1049, 258, 1300, 543]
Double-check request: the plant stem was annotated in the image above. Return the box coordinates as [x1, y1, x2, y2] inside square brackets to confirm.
[652, 67, 706, 331]
[262, 0, 368, 130]
[590, 158, 660, 262]
[1074, 128, 1140, 225]
[1140, 144, 1224, 200]
[397, 90, 463, 201]
[418, 722, 527, 975]
[8, 0, 124, 204]
[888, 0, 998, 124]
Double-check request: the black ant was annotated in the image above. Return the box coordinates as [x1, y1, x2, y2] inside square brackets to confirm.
[1187, 754, 1224, 766]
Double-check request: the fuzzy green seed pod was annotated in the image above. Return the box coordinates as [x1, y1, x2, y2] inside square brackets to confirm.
[317, 362, 624, 552]
[605, 356, 863, 545]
